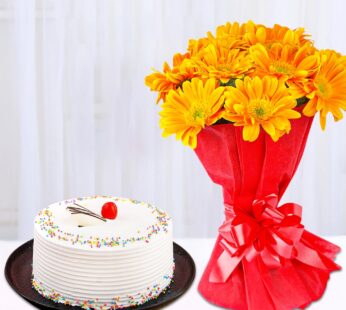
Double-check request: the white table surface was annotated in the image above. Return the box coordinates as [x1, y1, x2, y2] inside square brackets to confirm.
[1, 237, 345, 309]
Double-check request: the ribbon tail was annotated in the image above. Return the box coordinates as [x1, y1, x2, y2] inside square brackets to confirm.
[302, 230, 341, 260]
[209, 250, 245, 283]
[295, 241, 341, 271]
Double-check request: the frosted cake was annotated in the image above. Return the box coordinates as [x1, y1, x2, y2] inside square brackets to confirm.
[32, 196, 174, 309]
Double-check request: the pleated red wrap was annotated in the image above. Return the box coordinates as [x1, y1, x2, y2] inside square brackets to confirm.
[195, 115, 341, 310]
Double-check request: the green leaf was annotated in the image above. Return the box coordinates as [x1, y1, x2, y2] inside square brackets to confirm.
[296, 96, 309, 106]
[214, 118, 232, 125]
[219, 78, 237, 87]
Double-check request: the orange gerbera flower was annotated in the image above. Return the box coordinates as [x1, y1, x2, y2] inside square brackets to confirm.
[249, 42, 319, 96]
[224, 76, 301, 142]
[145, 53, 195, 103]
[188, 37, 211, 56]
[160, 78, 225, 148]
[212, 21, 309, 49]
[188, 21, 254, 55]
[303, 50, 346, 129]
[244, 23, 310, 48]
[215, 21, 245, 38]
[211, 21, 253, 50]
[189, 41, 253, 83]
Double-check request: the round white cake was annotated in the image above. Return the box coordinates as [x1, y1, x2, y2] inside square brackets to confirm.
[32, 196, 174, 309]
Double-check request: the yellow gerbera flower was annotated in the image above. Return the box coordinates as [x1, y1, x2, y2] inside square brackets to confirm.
[212, 21, 310, 49]
[188, 21, 252, 56]
[224, 76, 301, 142]
[189, 41, 253, 83]
[215, 21, 247, 39]
[188, 37, 211, 56]
[244, 23, 310, 48]
[249, 42, 319, 96]
[211, 21, 251, 50]
[303, 50, 346, 129]
[145, 53, 195, 103]
[160, 78, 225, 148]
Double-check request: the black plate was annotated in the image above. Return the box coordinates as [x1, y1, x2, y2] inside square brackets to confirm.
[5, 240, 195, 309]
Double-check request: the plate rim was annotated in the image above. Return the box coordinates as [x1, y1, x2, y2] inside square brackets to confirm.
[4, 239, 196, 310]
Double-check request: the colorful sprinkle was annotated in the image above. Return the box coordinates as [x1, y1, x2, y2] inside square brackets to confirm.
[34, 196, 170, 249]
[32, 263, 175, 309]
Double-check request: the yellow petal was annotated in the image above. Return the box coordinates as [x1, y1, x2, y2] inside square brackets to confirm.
[271, 117, 290, 131]
[233, 104, 244, 114]
[319, 112, 327, 130]
[262, 121, 276, 137]
[256, 27, 266, 43]
[275, 109, 301, 119]
[303, 98, 317, 116]
[297, 55, 318, 71]
[226, 88, 248, 105]
[243, 124, 260, 142]
[330, 106, 344, 121]
[253, 76, 263, 98]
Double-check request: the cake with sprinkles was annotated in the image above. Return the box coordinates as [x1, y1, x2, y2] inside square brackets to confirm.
[32, 196, 174, 309]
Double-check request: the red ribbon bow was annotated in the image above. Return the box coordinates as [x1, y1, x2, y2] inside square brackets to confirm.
[210, 194, 332, 283]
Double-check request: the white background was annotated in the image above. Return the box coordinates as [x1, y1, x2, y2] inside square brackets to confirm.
[0, 0, 346, 240]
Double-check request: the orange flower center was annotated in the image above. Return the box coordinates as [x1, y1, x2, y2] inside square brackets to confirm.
[315, 77, 332, 99]
[217, 63, 229, 71]
[272, 61, 295, 76]
[193, 109, 205, 120]
[247, 99, 272, 120]
[185, 101, 207, 126]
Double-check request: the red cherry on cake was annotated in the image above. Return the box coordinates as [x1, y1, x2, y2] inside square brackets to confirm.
[101, 202, 118, 220]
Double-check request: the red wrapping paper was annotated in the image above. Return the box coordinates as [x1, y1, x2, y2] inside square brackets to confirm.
[195, 115, 341, 310]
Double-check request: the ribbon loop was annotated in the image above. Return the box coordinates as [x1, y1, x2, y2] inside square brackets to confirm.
[210, 194, 308, 283]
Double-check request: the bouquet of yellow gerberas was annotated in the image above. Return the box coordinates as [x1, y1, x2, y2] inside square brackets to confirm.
[145, 21, 342, 310]
[146, 21, 346, 148]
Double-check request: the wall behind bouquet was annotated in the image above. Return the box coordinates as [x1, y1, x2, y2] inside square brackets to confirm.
[0, 0, 345, 239]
